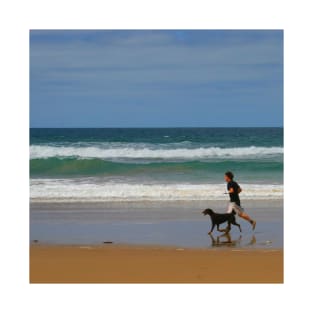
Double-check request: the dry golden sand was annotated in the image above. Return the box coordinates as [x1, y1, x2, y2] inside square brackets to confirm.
[30, 245, 283, 283]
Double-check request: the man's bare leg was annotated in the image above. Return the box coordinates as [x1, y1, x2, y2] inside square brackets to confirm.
[239, 212, 256, 230]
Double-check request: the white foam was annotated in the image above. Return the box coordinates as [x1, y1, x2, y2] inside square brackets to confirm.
[30, 179, 283, 202]
[30, 145, 283, 160]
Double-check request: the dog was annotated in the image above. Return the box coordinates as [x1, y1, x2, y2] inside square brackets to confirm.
[202, 208, 241, 234]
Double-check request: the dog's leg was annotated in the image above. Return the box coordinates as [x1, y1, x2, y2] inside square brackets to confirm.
[224, 222, 231, 234]
[231, 220, 242, 232]
[217, 224, 225, 232]
[208, 223, 216, 235]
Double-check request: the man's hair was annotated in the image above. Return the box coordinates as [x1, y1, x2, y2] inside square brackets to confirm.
[225, 171, 234, 180]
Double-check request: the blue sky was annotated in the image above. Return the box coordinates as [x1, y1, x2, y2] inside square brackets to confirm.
[30, 30, 283, 127]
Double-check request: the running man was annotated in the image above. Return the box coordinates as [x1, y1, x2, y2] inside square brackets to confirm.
[224, 171, 256, 230]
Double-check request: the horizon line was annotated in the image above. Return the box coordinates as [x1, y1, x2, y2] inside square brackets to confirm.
[30, 126, 283, 129]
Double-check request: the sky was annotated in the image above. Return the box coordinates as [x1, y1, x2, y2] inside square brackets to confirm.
[30, 30, 283, 127]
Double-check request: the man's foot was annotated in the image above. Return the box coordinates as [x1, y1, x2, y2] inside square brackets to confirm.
[251, 220, 256, 230]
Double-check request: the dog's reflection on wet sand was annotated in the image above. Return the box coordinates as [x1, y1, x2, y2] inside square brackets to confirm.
[208, 233, 256, 247]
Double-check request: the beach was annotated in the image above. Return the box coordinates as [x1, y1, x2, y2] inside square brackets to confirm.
[30, 244, 283, 283]
[30, 128, 283, 283]
[30, 199, 283, 283]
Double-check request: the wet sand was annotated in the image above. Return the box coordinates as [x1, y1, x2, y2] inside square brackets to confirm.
[30, 244, 283, 283]
[30, 199, 283, 248]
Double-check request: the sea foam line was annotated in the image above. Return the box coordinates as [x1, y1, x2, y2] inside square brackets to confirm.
[30, 180, 283, 202]
[30, 145, 283, 160]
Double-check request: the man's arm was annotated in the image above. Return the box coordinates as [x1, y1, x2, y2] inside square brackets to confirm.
[228, 187, 242, 194]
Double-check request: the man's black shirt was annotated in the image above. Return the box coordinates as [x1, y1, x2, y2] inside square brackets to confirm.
[227, 180, 241, 206]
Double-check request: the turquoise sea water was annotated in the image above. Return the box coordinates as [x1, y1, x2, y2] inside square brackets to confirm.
[30, 128, 283, 202]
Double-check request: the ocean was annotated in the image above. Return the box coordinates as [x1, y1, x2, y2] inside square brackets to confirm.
[30, 127, 283, 202]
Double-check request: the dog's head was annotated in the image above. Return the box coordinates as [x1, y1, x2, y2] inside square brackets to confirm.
[202, 208, 214, 216]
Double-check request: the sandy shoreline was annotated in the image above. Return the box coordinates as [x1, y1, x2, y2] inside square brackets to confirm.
[30, 244, 283, 283]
